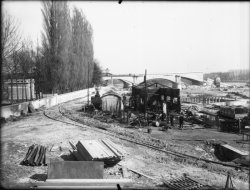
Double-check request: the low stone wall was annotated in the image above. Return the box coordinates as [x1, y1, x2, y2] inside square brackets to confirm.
[1, 88, 96, 119]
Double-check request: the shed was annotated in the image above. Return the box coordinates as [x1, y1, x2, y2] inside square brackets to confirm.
[101, 90, 123, 114]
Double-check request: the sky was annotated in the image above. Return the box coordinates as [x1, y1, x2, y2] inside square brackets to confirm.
[2, 1, 250, 75]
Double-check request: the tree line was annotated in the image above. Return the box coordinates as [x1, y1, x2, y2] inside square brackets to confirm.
[1, 1, 102, 103]
[204, 69, 249, 82]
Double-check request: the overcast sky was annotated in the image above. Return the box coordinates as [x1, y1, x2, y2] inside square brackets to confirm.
[2, 1, 250, 74]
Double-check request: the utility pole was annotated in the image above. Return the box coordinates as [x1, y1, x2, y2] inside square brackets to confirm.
[144, 69, 147, 121]
[87, 61, 89, 105]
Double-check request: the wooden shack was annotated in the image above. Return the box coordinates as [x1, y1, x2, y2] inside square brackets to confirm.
[101, 90, 123, 115]
[131, 84, 181, 113]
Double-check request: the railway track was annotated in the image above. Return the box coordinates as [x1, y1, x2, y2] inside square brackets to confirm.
[43, 103, 250, 172]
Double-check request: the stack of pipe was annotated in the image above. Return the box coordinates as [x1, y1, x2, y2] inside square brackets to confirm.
[20, 144, 46, 166]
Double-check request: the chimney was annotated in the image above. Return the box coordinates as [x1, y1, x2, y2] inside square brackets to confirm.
[174, 75, 181, 89]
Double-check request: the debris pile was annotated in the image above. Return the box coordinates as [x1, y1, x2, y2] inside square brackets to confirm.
[162, 175, 206, 190]
[20, 144, 46, 166]
[69, 139, 124, 166]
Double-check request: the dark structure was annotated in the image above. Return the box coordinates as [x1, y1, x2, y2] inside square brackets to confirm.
[131, 85, 181, 113]
[218, 105, 249, 133]
[91, 90, 102, 110]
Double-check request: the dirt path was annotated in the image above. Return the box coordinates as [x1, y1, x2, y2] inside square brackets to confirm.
[1, 99, 249, 189]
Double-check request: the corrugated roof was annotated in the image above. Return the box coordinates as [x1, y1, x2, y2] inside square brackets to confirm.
[101, 90, 122, 98]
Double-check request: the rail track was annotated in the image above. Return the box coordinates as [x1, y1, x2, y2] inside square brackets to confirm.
[43, 103, 250, 172]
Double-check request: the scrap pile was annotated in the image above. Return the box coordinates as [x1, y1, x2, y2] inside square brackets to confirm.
[128, 113, 148, 126]
[20, 144, 46, 166]
[162, 175, 206, 190]
[69, 139, 124, 166]
[93, 112, 116, 123]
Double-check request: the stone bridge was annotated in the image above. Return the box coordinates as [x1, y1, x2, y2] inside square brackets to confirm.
[103, 72, 204, 86]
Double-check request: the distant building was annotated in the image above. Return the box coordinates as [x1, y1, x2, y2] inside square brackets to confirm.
[131, 78, 181, 113]
[4, 79, 35, 102]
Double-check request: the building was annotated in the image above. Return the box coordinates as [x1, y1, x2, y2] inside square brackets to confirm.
[131, 78, 181, 113]
[101, 90, 124, 115]
[2, 79, 35, 103]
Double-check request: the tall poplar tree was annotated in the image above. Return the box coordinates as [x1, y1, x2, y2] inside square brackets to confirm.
[41, 1, 96, 93]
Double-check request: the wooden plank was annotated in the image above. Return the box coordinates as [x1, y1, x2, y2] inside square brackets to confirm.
[49, 144, 54, 152]
[34, 145, 41, 165]
[47, 161, 104, 179]
[78, 140, 96, 158]
[127, 169, 154, 180]
[36, 146, 44, 166]
[45, 178, 132, 183]
[34, 186, 123, 189]
[96, 141, 116, 158]
[221, 144, 249, 156]
[80, 140, 111, 159]
[118, 164, 155, 180]
[34, 179, 133, 187]
[43, 147, 46, 165]
[101, 139, 123, 158]
[20, 145, 34, 164]
[26, 145, 37, 163]
[105, 139, 125, 156]
[92, 141, 111, 158]
[76, 141, 93, 161]
[69, 141, 76, 150]
[40, 147, 45, 166]
[28, 145, 39, 165]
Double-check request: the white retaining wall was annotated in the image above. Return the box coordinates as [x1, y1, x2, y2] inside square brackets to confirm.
[1, 88, 96, 119]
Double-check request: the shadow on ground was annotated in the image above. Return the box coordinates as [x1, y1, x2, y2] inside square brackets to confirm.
[60, 153, 77, 161]
[30, 173, 47, 181]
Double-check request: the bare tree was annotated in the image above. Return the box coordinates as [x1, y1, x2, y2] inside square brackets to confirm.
[1, 11, 22, 103]
[92, 59, 103, 86]
[14, 41, 36, 101]
[1, 11, 22, 64]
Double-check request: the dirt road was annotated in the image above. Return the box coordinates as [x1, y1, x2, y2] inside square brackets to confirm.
[1, 98, 249, 189]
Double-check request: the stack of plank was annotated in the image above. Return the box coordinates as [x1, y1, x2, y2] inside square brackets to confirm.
[69, 139, 124, 166]
[20, 144, 46, 166]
